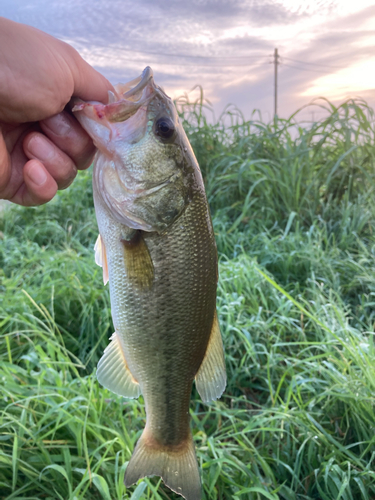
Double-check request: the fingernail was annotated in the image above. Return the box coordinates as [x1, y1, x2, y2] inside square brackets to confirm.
[28, 162, 48, 186]
[28, 136, 55, 161]
[42, 113, 71, 136]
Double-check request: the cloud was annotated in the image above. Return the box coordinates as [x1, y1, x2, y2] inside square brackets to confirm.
[2, 0, 374, 120]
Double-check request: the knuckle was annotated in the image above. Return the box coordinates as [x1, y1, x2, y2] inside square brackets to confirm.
[24, 190, 54, 207]
[56, 160, 77, 189]
[76, 149, 95, 170]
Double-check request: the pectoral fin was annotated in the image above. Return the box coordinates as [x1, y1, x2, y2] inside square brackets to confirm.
[121, 231, 154, 290]
[94, 234, 109, 285]
[195, 311, 226, 403]
[96, 332, 141, 399]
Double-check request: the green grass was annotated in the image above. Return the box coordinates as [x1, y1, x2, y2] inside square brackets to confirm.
[1, 97, 375, 499]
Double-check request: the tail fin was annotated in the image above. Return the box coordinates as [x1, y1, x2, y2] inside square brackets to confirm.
[124, 429, 201, 500]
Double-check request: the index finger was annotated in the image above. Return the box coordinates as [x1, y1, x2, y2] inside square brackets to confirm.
[0, 131, 11, 193]
[39, 111, 96, 170]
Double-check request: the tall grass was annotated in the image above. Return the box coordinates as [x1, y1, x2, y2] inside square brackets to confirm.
[178, 94, 375, 230]
[1, 97, 375, 499]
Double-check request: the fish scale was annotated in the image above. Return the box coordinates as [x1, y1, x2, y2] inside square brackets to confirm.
[73, 67, 226, 500]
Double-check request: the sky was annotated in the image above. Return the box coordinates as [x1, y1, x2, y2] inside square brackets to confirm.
[1, 0, 375, 123]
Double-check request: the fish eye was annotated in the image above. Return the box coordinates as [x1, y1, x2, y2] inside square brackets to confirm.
[155, 117, 175, 140]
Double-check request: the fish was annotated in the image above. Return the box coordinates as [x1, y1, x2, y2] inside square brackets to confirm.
[72, 67, 226, 500]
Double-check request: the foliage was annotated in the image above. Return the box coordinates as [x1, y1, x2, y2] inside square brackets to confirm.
[1, 97, 375, 499]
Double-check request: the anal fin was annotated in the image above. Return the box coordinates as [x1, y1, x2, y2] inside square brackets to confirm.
[96, 332, 141, 399]
[195, 310, 226, 403]
[94, 234, 109, 285]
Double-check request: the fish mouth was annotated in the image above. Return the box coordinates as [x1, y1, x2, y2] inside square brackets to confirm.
[72, 67, 159, 123]
[119, 66, 154, 100]
[104, 67, 158, 123]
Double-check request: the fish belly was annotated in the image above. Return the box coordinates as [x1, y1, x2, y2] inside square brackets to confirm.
[95, 185, 217, 500]
[96, 186, 217, 435]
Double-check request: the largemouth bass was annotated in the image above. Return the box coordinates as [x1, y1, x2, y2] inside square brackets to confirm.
[72, 67, 226, 500]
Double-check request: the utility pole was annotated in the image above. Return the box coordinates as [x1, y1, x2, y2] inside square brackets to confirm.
[274, 48, 279, 118]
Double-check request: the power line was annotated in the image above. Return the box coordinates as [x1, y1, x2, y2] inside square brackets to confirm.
[280, 62, 335, 74]
[273, 50, 346, 119]
[85, 41, 349, 74]
[88, 43, 272, 68]
[282, 56, 344, 69]
[89, 43, 270, 61]
[91, 55, 270, 69]
[79, 39, 348, 72]
[126, 59, 270, 68]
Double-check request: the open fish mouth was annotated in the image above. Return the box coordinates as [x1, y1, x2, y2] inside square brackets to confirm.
[72, 67, 158, 123]
[106, 66, 156, 122]
[116, 66, 154, 101]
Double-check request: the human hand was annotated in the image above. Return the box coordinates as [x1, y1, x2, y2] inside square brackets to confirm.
[0, 17, 114, 206]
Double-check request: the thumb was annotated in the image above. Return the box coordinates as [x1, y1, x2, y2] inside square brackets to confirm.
[69, 48, 115, 104]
